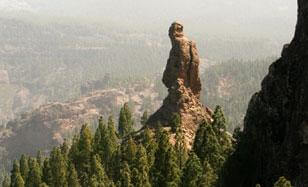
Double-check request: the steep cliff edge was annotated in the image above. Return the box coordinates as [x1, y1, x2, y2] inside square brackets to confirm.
[147, 22, 212, 147]
[222, 1, 308, 186]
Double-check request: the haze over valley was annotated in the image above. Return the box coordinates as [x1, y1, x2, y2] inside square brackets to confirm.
[0, 1, 302, 186]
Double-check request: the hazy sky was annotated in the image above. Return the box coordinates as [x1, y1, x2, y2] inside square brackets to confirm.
[0, 0, 298, 38]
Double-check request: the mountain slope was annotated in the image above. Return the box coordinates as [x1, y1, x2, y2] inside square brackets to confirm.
[0, 83, 161, 169]
[222, 1, 308, 186]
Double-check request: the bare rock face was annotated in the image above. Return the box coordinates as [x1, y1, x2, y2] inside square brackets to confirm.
[223, 1, 308, 186]
[163, 21, 202, 98]
[147, 22, 212, 147]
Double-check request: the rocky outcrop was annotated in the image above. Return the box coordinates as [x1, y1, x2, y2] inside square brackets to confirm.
[222, 1, 308, 186]
[1, 90, 127, 162]
[147, 22, 212, 147]
[1, 84, 161, 167]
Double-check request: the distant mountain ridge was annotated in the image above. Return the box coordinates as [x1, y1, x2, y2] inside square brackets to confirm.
[0, 17, 287, 127]
[0, 0, 296, 39]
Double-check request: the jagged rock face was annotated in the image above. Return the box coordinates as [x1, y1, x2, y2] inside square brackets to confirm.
[147, 22, 212, 147]
[163, 21, 202, 98]
[224, 1, 308, 186]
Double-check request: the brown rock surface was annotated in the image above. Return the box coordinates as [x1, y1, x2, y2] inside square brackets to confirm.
[147, 22, 212, 147]
[1, 84, 162, 165]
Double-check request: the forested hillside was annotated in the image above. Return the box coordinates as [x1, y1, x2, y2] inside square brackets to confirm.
[201, 58, 273, 131]
[2, 104, 290, 187]
[0, 0, 300, 186]
[0, 18, 168, 127]
[0, 56, 273, 182]
[0, 17, 286, 128]
[0, 17, 286, 186]
[2, 104, 235, 187]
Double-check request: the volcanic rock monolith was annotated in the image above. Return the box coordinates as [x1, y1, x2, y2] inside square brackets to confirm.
[147, 21, 212, 147]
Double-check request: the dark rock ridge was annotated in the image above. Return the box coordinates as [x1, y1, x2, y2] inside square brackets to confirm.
[223, 1, 308, 186]
[147, 22, 212, 147]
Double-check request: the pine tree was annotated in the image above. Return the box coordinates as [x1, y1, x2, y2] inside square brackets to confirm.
[93, 117, 106, 155]
[121, 137, 137, 166]
[14, 174, 25, 187]
[141, 128, 157, 168]
[141, 111, 148, 127]
[212, 106, 233, 157]
[61, 139, 70, 160]
[10, 161, 24, 187]
[175, 128, 187, 170]
[67, 163, 81, 187]
[109, 148, 122, 182]
[131, 168, 141, 187]
[273, 177, 291, 187]
[91, 155, 110, 186]
[36, 151, 44, 167]
[89, 176, 99, 187]
[117, 162, 132, 187]
[132, 145, 151, 187]
[212, 105, 226, 132]
[19, 155, 29, 182]
[193, 121, 225, 172]
[49, 148, 67, 187]
[151, 128, 180, 187]
[118, 103, 134, 137]
[68, 135, 79, 164]
[165, 147, 181, 187]
[11, 160, 20, 187]
[105, 116, 118, 168]
[181, 153, 203, 187]
[76, 124, 93, 186]
[26, 158, 42, 187]
[93, 116, 118, 176]
[41, 159, 52, 186]
[107, 115, 118, 147]
[199, 160, 217, 187]
[170, 113, 181, 133]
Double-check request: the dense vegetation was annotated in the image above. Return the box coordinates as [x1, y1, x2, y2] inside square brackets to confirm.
[2, 104, 291, 187]
[0, 57, 275, 180]
[2, 104, 234, 187]
[201, 58, 274, 131]
[0, 17, 291, 187]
